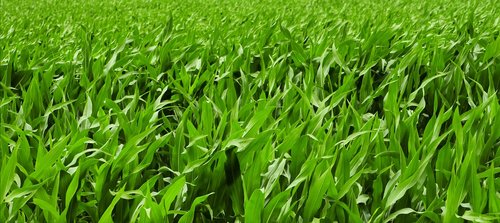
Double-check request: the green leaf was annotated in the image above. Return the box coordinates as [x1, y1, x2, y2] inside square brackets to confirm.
[0, 147, 17, 200]
[303, 163, 333, 221]
[178, 193, 213, 223]
[245, 189, 265, 223]
[160, 176, 186, 216]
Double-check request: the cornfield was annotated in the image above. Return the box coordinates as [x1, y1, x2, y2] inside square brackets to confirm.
[0, 0, 499, 222]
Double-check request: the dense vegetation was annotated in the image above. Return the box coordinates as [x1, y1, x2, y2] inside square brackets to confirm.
[1, 0, 499, 222]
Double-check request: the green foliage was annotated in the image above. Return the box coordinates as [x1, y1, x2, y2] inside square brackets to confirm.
[0, 0, 499, 222]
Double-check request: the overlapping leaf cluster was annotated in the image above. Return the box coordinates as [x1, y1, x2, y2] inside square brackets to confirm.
[1, 0, 499, 222]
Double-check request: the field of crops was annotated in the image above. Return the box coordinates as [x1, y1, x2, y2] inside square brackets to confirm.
[1, 0, 500, 222]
